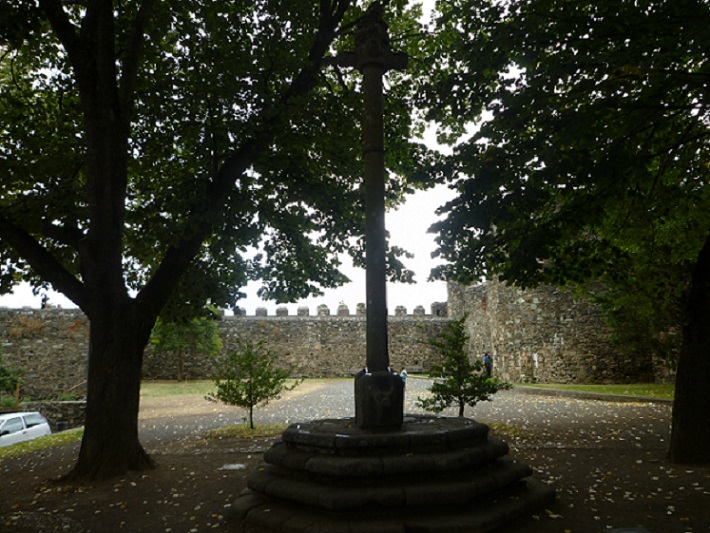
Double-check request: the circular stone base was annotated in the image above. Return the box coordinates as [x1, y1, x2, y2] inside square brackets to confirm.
[231, 415, 556, 532]
[281, 414, 490, 454]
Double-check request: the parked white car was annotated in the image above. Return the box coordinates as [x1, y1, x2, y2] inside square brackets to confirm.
[0, 411, 52, 447]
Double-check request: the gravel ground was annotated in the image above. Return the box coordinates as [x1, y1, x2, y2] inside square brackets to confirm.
[138, 377, 672, 452]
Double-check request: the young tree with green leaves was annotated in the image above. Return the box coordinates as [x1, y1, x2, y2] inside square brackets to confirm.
[206, 340, 301, 430]
[0, 1, 433, 479]
[423, 0, 709, 463]
[150, 313, 223, 382]
[417, 315, 509, 417]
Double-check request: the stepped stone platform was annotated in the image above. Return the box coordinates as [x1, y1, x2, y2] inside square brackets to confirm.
[231, 415, 555, 532]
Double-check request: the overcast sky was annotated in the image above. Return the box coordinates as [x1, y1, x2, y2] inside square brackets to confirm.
[240, 183, 455, 316]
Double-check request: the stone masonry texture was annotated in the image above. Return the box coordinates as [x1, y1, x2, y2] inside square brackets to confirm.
[1, 280, 667, 401]
[448, 280, 660, 384]
[0, 306, 449, 399]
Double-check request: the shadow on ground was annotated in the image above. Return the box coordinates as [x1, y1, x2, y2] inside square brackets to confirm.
[1, 381, 708, 532]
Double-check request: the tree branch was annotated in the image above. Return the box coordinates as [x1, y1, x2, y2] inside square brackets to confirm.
[137, 0, 353, 315]
[37, 0, 82, 65]
[118, 0, 157, 124]
[0, 214, 88, 309]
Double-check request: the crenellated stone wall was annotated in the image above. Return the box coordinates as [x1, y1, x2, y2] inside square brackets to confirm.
[145, 304, 450, 380]
[1, 280, 665, 400]
[0, 305, 450, 399]
[448, 280, 657, 384]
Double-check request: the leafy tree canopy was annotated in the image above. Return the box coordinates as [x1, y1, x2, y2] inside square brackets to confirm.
[426, 0, 709, 293]
[0, 0, 436, 315]
[0, 0, 439, 479]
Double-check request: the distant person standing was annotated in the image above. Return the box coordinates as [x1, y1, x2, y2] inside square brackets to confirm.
[399, 368, 408, 389]
[483, 352, 493, 377]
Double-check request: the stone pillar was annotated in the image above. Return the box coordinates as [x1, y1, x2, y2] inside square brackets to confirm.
[335, 2, 407, 429]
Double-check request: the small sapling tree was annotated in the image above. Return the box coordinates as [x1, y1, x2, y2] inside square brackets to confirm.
[206, 340, 301, 429]
[417, 314, 510, 417]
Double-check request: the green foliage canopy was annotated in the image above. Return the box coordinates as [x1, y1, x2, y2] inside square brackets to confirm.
[428, 0, 709, 290]
[0, 0, 434, 313]
[423, 0, 709, 364]
[421, 0, 710, 464]
[150, 312, 223, 381]
[0, 0, 438, 479]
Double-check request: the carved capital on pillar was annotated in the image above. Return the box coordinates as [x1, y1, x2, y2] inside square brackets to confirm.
[331, 2, 407, 73]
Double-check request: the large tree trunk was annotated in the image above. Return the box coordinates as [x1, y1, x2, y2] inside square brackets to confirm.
[669, 233, 710, 465]
[66, 300, 156, 480]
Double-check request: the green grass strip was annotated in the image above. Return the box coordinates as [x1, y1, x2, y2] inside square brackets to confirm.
[0, 428, 83, 460]
[521, 383, 674, 400]
[140, 380, 215, 397]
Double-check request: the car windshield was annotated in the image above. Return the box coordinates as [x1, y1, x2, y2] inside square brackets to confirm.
[23, 413, 45, 428]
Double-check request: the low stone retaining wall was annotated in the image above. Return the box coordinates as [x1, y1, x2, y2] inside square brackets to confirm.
[23, 401, 86, 432]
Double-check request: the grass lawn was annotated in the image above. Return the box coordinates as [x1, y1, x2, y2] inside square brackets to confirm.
[140, 379, 215, 398]
[521, 382, 674, 400]
[139, 378, 327, 398]
[0, 428, 83, 460]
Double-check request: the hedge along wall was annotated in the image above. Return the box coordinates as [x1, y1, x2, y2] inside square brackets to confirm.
[0, 305, 451, 399]
[447, 280, 658, 384]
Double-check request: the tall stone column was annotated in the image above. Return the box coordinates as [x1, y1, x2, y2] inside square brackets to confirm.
[336, 2, 407, 429]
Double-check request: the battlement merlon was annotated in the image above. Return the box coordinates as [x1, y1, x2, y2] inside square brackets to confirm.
[234, 302, 448, 318]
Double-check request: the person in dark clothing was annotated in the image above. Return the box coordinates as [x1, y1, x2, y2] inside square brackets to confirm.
[483, 352, 493, 377]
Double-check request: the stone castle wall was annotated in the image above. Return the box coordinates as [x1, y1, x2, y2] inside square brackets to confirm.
[0, 308, 90, 400]
[448, 280, 656, 384]
[1, 280, 664, 400]
[0, 305, 450, 399]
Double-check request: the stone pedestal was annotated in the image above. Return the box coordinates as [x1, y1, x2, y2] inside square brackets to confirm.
[231, 415, 555, 532]
[354, 369, 403, 429]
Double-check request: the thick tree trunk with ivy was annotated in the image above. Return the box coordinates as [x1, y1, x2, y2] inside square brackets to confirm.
[669, 233, 710, 465]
